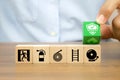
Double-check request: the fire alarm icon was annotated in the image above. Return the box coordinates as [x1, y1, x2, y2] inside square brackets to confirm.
[86, 49, 99, 61]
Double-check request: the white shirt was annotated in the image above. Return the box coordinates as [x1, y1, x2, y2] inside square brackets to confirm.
[0, 0, 105, 42]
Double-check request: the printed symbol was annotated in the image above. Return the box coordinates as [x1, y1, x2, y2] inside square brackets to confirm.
[37, 49, 46, 62]
[53, 50, 62, 62]
[18, 49, 30, 62]
[72, 49, 79, 62]
[87, 37, 98, 44]
[86, 49, 99, 61]
[86, 23, 98, 35]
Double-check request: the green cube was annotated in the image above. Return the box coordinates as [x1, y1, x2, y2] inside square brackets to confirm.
[83, 21, 101, 44]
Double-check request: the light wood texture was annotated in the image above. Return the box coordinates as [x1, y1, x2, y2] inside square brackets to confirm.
[0, 42, 120, 80]
[33, 45, 49, 63]
[50, 45, 67, 63]
[83, 45, 101, 63]
[67, 45, 83, 63]
[16, 45, 33, 63]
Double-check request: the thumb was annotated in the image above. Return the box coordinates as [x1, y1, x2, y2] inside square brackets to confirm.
[96, 0, 119, 24]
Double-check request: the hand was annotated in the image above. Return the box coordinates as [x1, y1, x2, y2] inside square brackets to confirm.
[96, 0, 120, 41]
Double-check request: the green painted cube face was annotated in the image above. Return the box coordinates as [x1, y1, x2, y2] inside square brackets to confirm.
[83, 21, 101, 44]
[83, 22, 101, 36]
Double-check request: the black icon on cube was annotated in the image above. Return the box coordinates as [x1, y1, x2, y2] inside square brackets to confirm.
[86, 49, 99, 61]
[18, 49, 30, 62]
[53, 50, 63, 62]
[37, 49, 46, 62]
[72, 49, 79, 62]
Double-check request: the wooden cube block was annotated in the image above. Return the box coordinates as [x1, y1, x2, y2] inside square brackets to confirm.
[16, 45, 33, 63]
[33, 45, 49, 63]
[67, 45, 83, 63]
[83, 45, 101, 63]
[50, 45, 67, 63]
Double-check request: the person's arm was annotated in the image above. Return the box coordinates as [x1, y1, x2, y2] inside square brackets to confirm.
[96, 0, 120, 41]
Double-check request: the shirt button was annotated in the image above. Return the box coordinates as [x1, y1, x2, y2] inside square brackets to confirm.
[50, 32, 57, 36]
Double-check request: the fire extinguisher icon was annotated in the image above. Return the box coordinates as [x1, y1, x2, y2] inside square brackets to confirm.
[37, 49, 46, 62]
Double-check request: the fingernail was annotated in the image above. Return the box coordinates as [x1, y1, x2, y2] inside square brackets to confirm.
[96, 15, 106, 24]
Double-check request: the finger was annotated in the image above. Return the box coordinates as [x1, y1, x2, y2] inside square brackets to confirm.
[112, 14, 120, 41]
[97, 0, 120, 24]
[117, 9, 120, 13]
[101, 24, 113, 39]
[117, 5, 120, 13]
[117, 4, 120, 9]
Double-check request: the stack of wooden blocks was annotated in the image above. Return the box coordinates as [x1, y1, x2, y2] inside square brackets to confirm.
[16, 21, 101, 64]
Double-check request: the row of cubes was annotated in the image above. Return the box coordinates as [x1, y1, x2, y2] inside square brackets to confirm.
[16, 44, 101, 64]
